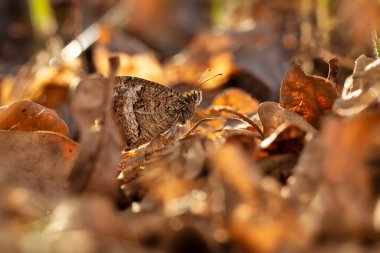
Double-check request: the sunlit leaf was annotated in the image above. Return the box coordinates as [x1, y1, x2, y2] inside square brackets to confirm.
[212, 88, 259, 115]
[0, 100, 69, 135]
[280, 62, 338, 128]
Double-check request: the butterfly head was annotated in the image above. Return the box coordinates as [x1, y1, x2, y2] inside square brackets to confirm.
[184, 89, 202, 106]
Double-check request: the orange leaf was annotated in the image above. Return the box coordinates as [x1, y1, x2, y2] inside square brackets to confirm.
[212, 88, 259, 115]
[0, 100, 69, 135]
[280, 62, 338, 128]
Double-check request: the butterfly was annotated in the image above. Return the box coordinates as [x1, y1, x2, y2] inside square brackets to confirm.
[112, 76, 202, 150]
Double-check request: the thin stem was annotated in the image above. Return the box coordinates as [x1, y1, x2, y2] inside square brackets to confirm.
[210, 106, 264, 139]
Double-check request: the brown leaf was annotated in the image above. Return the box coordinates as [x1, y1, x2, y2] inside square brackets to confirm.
[69, 76, 124, 199]
[259, 123, 307, 155]
[0, 100, 69, 135]
[333, 56, 380, 116]
[223, 129, 258, 157]
[257, 101, 312, 158]
[0, 61, 81, 108]
[257, 153, 298, 183]
[210, 144, 303, 252]
[258, 101, 317, 138]
[210, 143, 261, 199]
[280, 62, 338, 128]
[283, 137, 324, 204]
[319, 112, 380, 238]
[0, 130, 78, 199]
[212, 88, 259, 115]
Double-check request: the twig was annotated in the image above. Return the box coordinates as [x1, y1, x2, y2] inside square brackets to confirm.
[327, 56, 342, 96]
[181, 117, 220, 139]
[209, 106, 264, 139]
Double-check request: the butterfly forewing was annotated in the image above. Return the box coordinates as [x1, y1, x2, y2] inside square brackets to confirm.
[113, 76, 194, 150]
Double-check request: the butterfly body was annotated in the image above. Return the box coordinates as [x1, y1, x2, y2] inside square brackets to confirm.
[112, 76, 201, 150]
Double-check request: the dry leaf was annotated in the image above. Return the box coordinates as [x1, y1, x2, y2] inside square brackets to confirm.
[259, 123, 307, 155]
[258, 101, 317, 138]
[69, 76, 124, 199]
[210, 144, 303, 252]
[0, 130, 78, 199]
[223, 129, 258, 157]
[283, 137, 324, 204]
[319, 112, 380, 237]
[212, 88, 259, 115]
[0, 100, 69, 135]
[0, 61, 81, 107]
[94, 49, 167, 84]
[333, 56, 380, 116]
[280, 62, 338, 128]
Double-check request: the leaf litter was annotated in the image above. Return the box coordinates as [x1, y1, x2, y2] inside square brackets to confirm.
[1, 1, 380, 252]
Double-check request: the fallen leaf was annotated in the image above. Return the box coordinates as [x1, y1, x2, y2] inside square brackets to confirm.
[283, 137, 324, 204]
[258, 101, 317, 138]
[69, 76, 124, 200]
[341, 55, 375, 98]
[94, 49, 167, 84]
[319, 112, 380, 237]
[333, 56, 380, 116]
[210, 143, 261, 199]
[257, 153, 298, 183]
[210, 144, 304, 252]
[0, 100, 69, 135]
[0, 60, 81, 107]
[0, 130, 78, 199]
[223, 129, 258, 157]
[212, 88, 259, 115]
[259, 123, 306, 154]
[280, 62, 338, 128]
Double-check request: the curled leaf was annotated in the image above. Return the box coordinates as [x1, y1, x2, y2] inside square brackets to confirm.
[258, 101, 317, 138]
[0, 100, 69, 135]
[333, 56, 380, 116]
[260, 123, 306, 154]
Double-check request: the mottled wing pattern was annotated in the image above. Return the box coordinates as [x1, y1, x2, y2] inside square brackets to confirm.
[112, 76, 190, 149]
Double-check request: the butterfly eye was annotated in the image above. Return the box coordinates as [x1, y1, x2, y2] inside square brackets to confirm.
[195, 90, 202, 105]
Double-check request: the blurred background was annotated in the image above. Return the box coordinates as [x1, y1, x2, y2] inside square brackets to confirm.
[1, 0, 380, 100]
[0, 0, 380, 70]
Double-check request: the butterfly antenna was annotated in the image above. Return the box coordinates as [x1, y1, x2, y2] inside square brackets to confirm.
[194, 73, 222, 90]
[197, 68, 211, 83]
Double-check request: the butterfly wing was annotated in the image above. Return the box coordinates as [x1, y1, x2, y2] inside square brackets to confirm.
[113, 76, 189, 149]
